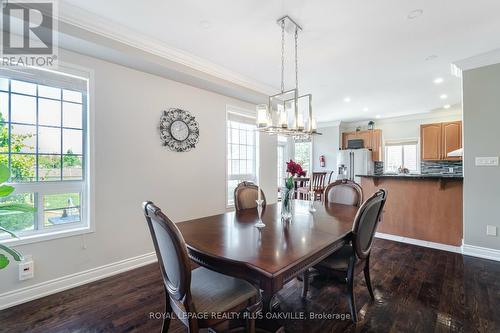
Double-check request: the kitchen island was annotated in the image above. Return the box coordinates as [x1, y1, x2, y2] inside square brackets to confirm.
[358, 174, 463, 246]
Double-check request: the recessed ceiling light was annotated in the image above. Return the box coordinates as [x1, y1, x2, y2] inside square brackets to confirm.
[433, 77, 444, 84]
[443, 104, 451, 109]
[375, 115, 381, 119]
[407, 9, 423, 19]
[440, 94, 448, 99]
[344, 97, 351, 103]
[363, 107, 369, 112]
[199, 20, 211, 29]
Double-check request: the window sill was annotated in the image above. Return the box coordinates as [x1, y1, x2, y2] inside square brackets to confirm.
[1, 225, 93, 247]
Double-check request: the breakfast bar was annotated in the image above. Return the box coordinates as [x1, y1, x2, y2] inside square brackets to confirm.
[358, 174, 463, 246]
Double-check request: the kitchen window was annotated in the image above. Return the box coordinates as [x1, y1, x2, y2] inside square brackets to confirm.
[385, 140, 419, 173]
[226, 110, 257, 207]
[0, 66, 90, 244]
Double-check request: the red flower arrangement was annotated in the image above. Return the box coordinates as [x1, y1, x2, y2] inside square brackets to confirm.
[286, 160, 306, 177]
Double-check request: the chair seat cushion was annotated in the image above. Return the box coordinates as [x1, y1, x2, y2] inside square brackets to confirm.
[190, 267, 258, 313]
[316, 244, 354, 271]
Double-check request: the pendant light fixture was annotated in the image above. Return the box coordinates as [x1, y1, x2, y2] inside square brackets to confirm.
[256, 15, 320, 139]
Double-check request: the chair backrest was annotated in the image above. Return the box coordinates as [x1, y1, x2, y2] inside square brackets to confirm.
[143, 201, 191, 302]
[234, 181, 266, 211]
[352, 189, 387, 259]
[312, 172, 328, 190]
[323, 179, 363, 206]
[326, 171, 334, 185]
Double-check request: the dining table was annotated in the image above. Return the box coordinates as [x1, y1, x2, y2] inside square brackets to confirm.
[177, 200, 358, 312]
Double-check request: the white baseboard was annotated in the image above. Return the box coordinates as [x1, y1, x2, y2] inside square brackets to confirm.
[462, 244, 500, 262]
[375, 232, 462, 254]
[0, 252, 157, 310]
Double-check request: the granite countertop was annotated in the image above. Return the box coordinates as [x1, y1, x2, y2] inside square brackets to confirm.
[357, 173, 463, 179]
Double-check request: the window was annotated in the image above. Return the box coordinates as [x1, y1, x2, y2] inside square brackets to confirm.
[385, 140, 418, 173]
[294, 141, 311, 174]
[0, 67, 89, 241]
[226, 111, 257, 206]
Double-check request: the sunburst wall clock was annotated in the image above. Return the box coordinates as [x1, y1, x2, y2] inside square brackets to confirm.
[159, 108, 199, 152]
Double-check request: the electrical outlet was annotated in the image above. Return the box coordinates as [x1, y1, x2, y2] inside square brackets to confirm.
[487, 225, 497, 237]
[475, 156, 499, 166]
[19, 259, 34, 281]
[448, 167, 454, 173]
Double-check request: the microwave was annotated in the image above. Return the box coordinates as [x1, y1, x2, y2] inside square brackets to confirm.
[347, 139, 364, 149]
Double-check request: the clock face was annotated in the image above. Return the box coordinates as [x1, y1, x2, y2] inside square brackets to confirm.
[160, 109, 199, 152]
[170, 120, 189, 141]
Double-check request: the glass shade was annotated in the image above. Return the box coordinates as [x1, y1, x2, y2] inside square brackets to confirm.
[256, 104, 269, 127]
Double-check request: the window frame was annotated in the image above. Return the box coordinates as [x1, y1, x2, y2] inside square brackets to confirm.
[225, 106, 258, 208]
[293, 140, 312, 174]
[0, 63, 93, 246]
[384, 139, 420, 173]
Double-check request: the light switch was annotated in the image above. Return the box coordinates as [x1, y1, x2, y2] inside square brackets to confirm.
[475, 156, 499, 166]
[487, 225, 497, 237]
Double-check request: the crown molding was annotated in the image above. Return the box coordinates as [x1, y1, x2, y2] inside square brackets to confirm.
[56, 2, 276, 96]
[452, 48, 500, 77]
[317, 120, 341, 128]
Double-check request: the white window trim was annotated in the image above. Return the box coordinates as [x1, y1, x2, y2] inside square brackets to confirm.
[0, 62, 95, 246]
[294, 140, 312, 173]
[225, 105, 257, 209]
[384, 138, 420, 173]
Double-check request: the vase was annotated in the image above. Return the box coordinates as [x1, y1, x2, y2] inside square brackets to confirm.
[281, 187, 294, 221]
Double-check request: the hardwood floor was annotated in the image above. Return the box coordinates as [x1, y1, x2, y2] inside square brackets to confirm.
[1, 239, 499, 333]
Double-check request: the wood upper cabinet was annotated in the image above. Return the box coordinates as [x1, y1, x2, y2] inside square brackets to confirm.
[342, 132, 358, 149]
[371, 129, 382, 161]
[442, 121, 462, 160]
[341, 129, 382, 161]
[420, 121, 462, 160]
[421, 123, 442, 160]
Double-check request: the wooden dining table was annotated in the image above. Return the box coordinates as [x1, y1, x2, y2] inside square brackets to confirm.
[177, 200, 358, 311]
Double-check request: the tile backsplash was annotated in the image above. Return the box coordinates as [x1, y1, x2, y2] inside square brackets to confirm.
[421, 160, 463, 175]
[374, 161, 384, 175]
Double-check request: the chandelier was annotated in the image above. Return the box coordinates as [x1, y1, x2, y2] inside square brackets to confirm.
[256, 15, 319, 139]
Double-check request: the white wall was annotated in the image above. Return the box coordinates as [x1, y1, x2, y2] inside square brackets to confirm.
[0, 49, 276, 300]
[312, 125, 340, 173]
[462, 63, 500, 251]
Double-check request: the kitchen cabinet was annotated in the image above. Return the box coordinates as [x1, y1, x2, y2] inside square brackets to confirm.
[420, 121, 462, 160]
[421, 123, 442, 160]
[341, 129, 382, 161]
[371, 129, 382, 161]
[342, 132, 358, 149]
[442, 121, 462, 160]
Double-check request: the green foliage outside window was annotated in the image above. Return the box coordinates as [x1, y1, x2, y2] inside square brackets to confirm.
[0, 113, 36, 182]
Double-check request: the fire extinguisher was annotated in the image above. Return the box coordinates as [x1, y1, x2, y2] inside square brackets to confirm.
[320, 155, 325, 168]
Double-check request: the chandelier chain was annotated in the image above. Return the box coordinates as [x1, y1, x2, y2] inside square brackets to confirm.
[295, 27, 299, 92]
[280, 19, 285, 93]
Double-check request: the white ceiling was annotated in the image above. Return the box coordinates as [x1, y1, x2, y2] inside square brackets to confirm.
[60, 0, 500, 122]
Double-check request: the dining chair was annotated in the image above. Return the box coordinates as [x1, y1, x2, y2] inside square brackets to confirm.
[323, 179, 363, 207]
[143, 201, 262, 332]
[297, 172, 328, 200]
[234, 181, 266, 211]
[326, 170, 335, 185]
[304, 189, 387, 323]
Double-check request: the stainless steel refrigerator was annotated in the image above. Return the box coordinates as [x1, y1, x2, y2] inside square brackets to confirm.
[337, 149, 374, 184]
